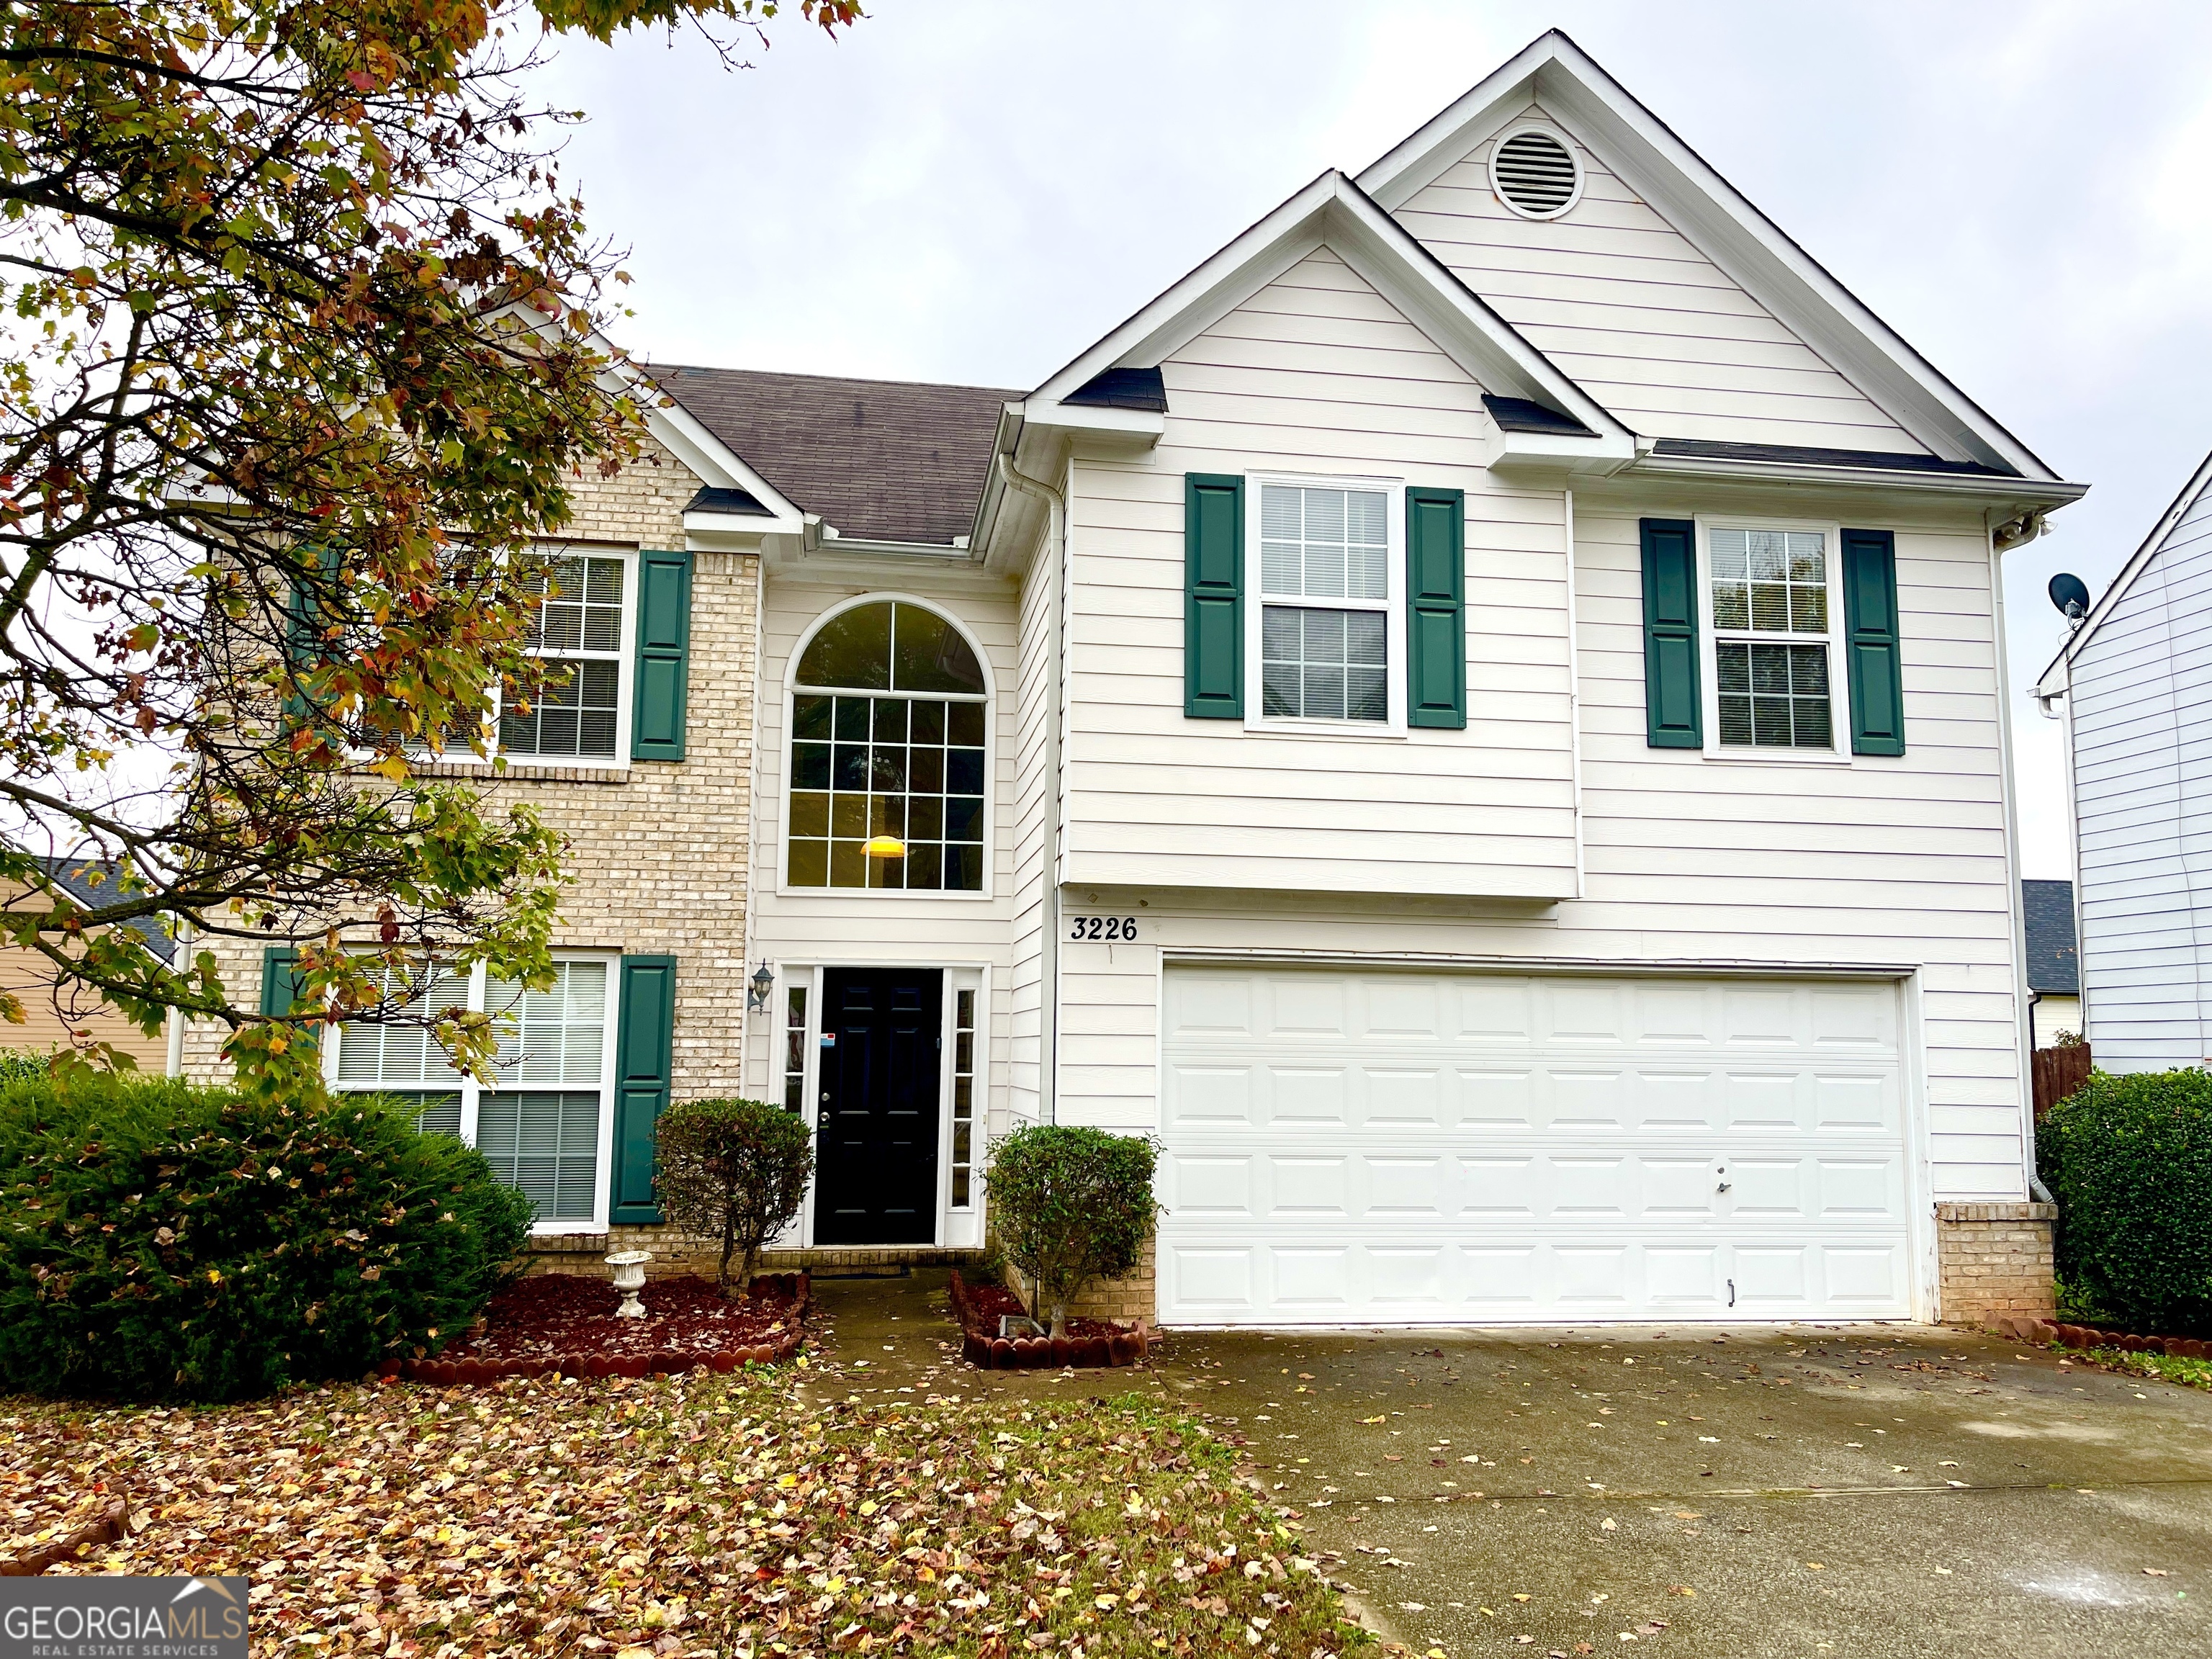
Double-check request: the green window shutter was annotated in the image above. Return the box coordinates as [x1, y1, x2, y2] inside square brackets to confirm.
[631, 549, 693, 761]
[1405, 486, 1467, 729]
[1841, 528, 1906, 756]
[281, 541, 341, 729]
[1640, 517, 1702, 748]
[259, 946, 320, 1054]
[611, 954, 678, 1223]
[1184, 474, 1244, 719]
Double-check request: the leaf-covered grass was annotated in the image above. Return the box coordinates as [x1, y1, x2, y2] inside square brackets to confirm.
[2061, 1345, 2212, 1393]
[7, 1367, 1371, 1658]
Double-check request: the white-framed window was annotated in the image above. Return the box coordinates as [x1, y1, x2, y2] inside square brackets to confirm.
[785, 598, 990, 894]
[1247, 475, 1405, 731]
[327, 956, 619, 1230]
[1699, 517, 1845, 758]
[405, 546, 637, 766]
[949, 983, 977, 1209]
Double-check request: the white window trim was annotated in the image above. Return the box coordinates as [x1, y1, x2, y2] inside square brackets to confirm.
[1243, 471, 1408, 737]
[413, 544, 639, 773]
[1694, 512, 1853, 766]
[775, 591, 997, 902]
[321, 950, 622, 1234]
[941, 966, 985, 1216]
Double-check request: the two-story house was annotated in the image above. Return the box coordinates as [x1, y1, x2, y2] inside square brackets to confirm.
[205, 31, 2082, 1327]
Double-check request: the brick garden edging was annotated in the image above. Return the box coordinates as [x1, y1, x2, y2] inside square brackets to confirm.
[1993, 1313, 2212, 1359]
[387, 1273, 811, 1385]
[949, 1270, 1150, 1370]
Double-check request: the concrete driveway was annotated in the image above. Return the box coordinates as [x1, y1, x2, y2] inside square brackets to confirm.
[811, 1274, 2212, 1658]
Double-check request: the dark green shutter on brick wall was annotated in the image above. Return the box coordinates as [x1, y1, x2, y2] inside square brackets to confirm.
[1841, 528, 1906, 757]
[1406, 486, 1467, 729]
[611, 955, 677, 1223]
[1640, 518, 1703, 747]
[1184, 474, 1244, 719]
[259, 946, 319, 1053]
[631, 550, 693, 761]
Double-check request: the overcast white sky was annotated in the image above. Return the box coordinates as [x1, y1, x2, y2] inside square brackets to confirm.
[535, 0, 2212, 881]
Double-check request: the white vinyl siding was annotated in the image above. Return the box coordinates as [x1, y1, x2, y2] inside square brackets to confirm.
[2066, 469, 2212, 1071]
[1047, 498, 2028, 1206]
[1391, 109, 1927, 452]
[1064, 246, 1579, 900]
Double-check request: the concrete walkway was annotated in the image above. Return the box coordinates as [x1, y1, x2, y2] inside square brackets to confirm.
[805, 1273, 2212, 1657]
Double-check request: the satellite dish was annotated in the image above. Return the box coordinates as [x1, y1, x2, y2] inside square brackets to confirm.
[2048, 572, 2091, 621]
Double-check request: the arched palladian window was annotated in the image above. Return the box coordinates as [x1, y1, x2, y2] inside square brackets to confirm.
[788, 601, 986, 891]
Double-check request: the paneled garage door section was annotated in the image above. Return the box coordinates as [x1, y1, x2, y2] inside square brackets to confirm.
[1156, 966, 1913, 1324]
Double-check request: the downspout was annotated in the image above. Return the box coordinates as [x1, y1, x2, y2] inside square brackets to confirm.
[1989, 511, 2055, 1205]
[994, 453, 1066, 1125]
[163, 917, 192, 1079]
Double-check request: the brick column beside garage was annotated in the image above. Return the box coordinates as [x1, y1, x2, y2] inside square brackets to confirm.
[1933, 1201, 2057, 1323]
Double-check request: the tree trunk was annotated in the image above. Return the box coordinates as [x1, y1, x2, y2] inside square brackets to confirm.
[718, 1215, 740, 1298]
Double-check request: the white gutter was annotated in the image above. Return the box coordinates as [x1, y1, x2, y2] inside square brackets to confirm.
[163, 919, 191, 1078]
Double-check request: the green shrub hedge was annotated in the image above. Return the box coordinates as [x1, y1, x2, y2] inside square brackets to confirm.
[654, 1096, 813, 1294]
[0, 1073, 533, 1400]
[2038, 1068, 2212, 1334]
[984, 1125, 1159, 1337]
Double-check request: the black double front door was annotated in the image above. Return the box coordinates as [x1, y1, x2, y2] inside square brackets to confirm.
[814, 968, 942, 1245]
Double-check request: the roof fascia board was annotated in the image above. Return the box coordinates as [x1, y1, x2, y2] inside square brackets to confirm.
[643, 397, 806, 531]
[2036, 444, 2212, 693]
[1359, 32, 2067, 485]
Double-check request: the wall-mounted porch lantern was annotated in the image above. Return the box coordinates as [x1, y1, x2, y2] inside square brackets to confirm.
[747, 959, 775, 1015]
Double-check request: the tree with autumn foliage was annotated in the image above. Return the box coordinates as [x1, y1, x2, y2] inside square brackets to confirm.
[0, 0, 858, 1087]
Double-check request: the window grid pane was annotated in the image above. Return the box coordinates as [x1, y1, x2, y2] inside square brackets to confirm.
[336, 967, 470, 1087]
[489, 962, 607, 1087]
[783, 985, 808, 1112]
[949, 987, 976, 1208]
[1717, 642, 1832, 750]
[1260, 485, 1388, 602]
[504, 554, 626, 760]
[787, 691, 985, 891]
[476, 1090, 601, 1222]
[1262, 605, 1388, 722]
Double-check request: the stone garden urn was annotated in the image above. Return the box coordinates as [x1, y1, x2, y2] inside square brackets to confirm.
[605, 1249, 652, 1319]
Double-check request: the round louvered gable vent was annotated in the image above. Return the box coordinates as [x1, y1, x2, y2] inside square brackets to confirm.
[1491, 128, 1581, 219]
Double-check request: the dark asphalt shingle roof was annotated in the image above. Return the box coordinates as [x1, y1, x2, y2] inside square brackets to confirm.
[656, 366, 1018, 546]
[1650, 437, 2016, 478]
[1483, 394, 1595, 437]
[37, 855, 173, 962]
[2022, 878, 2078, 994]
[1066, 367, 1169, 413]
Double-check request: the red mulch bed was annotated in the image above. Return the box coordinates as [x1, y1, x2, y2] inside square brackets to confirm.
[393, 1272, 811, 1385]
[948, 1270, 1149, 1370]
[2000, 1314, 2212, 1359]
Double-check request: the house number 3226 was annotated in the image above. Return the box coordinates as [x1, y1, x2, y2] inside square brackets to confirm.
[1069, 916, 1138, 941]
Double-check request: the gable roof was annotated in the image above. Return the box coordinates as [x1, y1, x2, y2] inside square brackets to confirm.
[17, 855, 173, 962]
[2021, 878, 2079, 996]
[2037, 444, 2212, 697]
[658, 366, 1017, 547]
[1357, 30, 2064, 483]
[1025, 169, 1632, 457]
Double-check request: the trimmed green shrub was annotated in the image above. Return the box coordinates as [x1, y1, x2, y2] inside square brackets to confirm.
[984, 1125, 1159, 1337]
[0, 1072, 533, 1401]
[2038, 1068, 2212, 1334]
[0, 1053, 49, 1085]
[654, 1097, 813, 1294]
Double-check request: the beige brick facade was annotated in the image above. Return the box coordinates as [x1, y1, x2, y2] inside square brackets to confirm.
[1004, 1236, 1157, 1331]
[178, 433, 760, 1262]
[1932, 1200, 2056, 1325]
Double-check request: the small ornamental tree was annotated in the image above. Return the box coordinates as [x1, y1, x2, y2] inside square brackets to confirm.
[983, 1126, 1159, 1338]
[655, 1098, 813, 1295]
[2038, 1068, 2212, 1334]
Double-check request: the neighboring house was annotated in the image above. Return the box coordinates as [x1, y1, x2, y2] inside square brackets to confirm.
[202, 31, 2082, 1326]
[2021, 879, 2080, 1049]
[1, 855, 173, 1069]
[2036, 446, 2212, 1074]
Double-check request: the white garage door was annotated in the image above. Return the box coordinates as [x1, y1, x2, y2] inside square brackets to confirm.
[1156, 966, 1915, 1325]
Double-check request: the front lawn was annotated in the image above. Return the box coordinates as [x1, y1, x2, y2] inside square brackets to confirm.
[9, 1367, 1369, 1658]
